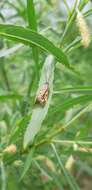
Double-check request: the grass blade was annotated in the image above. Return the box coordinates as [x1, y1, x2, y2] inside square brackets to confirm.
[54, 86, 92, 94]
[27, 0, 37, 31]
[34, 160, 52, 181]
[51, 144, 80, 190]
[50, 95, 92, 115]
[27, 0, 39, 79]
[9, 114, 31, 144]
[20, 147, 35, 180]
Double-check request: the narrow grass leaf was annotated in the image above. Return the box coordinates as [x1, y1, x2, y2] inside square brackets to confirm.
[9, 114, 31, 144]
[54, 86, 92, 94]
[27, 0, 37, 31]
[27, 0, 39, 79]
[84, 9, 92, 17]
[34, 160, 52, 181]
[51, 144, 80, 190]
[24, 55, 54, 148]
[20, 147, 35, 180]
[51, 95, 92, 115]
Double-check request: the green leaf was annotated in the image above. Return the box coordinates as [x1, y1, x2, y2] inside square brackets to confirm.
[24, 55, 54, 148]
[20, 147, 35, 180]
[0, 24, 70, 69]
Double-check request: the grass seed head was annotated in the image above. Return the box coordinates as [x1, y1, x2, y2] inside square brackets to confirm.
[76, 10, 90, 48]
[3, 144, 17, 154]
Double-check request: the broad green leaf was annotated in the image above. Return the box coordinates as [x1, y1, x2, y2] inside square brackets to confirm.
[24, 55, 54, 148]
[20, 147, 35, 180]
[0, 24, 70, 69]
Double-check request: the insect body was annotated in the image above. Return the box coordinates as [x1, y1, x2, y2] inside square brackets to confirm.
[36, 83, 49, 106]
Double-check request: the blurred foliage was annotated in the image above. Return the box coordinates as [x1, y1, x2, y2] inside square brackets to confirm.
[0, 0, 92, 190]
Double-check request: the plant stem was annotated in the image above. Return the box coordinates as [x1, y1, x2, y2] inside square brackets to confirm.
[52, 139, 92, 146]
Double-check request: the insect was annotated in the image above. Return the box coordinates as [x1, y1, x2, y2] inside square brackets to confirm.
[36, 82, 49, 106]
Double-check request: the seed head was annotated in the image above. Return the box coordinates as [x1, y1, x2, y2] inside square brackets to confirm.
[65, 155, 75, 171]
[44, 158, 55, 172]
[3, 144, 17, 154]
[76, 10, 90, 48]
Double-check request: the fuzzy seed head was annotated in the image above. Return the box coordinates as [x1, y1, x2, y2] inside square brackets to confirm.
[65, 155, 75, 171]
[77, 11, 90, 48]
[3, 144, 17, 154]
[44, 158, 55, 172]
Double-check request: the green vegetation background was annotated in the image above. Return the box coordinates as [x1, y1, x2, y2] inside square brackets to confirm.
[0, 0, 92, 189]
